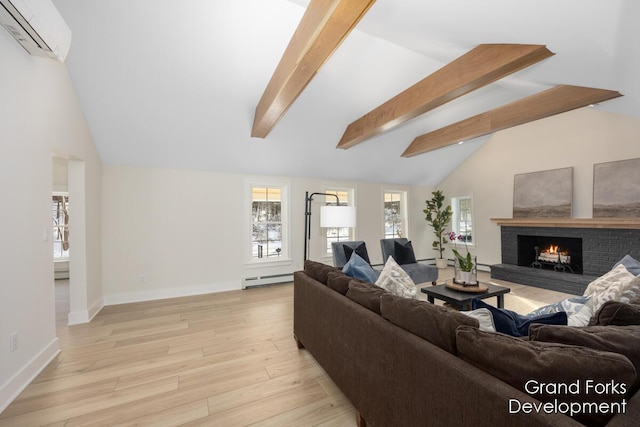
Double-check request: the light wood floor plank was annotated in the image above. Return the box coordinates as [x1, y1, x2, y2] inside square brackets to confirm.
[0, 377, 178, 426]
[65, 370, 270, 427]
[251, 394, 354, 427]
[112, 399, 210, 427]
[201, 382, 329, 427]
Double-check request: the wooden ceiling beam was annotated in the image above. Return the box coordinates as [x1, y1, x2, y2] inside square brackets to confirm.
[251, 0, 376, 138]
[401, 85, 622, 157]
[336, 44, 555, 149]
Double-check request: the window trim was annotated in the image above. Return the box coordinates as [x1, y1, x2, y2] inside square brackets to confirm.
[383, 189, 408, 239]
[323, 187, 355, 257]
[451, 195, 475, 247]
[246, 179, 291, 265]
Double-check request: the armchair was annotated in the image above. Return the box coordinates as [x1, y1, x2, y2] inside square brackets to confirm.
[380, 238, 438, 285]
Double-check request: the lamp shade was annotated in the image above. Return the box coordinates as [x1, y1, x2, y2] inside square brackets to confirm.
[320, 205, 356, 228]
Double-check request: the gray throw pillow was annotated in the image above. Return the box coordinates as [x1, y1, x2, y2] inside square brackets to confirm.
[614, 254, 640, 275]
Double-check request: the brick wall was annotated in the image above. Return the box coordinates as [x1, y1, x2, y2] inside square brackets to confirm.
[501, 226, 640, 276]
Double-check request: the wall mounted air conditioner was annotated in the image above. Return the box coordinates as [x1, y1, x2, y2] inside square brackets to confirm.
[0, 0, 71, 61]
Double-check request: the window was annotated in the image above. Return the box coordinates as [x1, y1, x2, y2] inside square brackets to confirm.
[452, 196, 473, 244]
[52, 193, 69, 259]
[384, 191, 407, 238]
[251, 186, 287, 260]
[325, 189, 354, 254]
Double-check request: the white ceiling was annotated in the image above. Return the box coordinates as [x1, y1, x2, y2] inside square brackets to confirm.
[52, 0, 639, 186]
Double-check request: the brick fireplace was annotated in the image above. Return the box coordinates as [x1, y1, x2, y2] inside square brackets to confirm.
[491, 219, 640, 295]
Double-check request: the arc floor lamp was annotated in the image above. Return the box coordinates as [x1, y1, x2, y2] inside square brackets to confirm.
[303, 191, 357, 261]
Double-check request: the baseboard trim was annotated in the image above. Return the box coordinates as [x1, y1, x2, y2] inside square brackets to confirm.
[67, 296, 104, 326]
[103, 281, 241, 306]
[0, 338, 60, 413]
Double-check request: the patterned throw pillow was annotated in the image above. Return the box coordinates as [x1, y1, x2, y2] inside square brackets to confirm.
[375, 256, 417, 298]
[618, 275, 640, 304]
[527, 296, 590, 318]
[567, 298, 594, 327]
[583, 264, 635, 312]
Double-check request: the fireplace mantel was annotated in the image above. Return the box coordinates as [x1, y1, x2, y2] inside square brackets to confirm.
[490, 217, 640, 229]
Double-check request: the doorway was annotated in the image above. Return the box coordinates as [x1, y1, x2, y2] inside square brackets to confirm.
[52, 157, 89, 325]
[52, 157, 70, 326]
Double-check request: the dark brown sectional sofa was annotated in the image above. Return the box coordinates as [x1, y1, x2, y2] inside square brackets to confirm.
[293, 261, 640, 427]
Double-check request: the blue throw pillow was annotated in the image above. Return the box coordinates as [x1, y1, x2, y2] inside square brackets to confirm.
[471, 299, 567, 337]
[342, 253, 379, 283]
[614, 255, 640, 276]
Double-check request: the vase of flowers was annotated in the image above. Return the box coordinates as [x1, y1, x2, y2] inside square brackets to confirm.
[448, 231, 477, 285]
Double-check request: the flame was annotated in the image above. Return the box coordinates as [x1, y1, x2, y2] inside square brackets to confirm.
[547, 245, 558, 254]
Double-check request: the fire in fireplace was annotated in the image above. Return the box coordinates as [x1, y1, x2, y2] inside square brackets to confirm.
[536, 244, 570, 264]
[517, 235, 583, 274]
[533, 244, 575, 272]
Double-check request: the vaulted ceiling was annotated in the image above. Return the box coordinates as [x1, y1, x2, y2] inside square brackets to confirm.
[52, 0, 639, 186]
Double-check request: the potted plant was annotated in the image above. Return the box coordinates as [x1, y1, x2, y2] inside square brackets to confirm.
[448, 231, 476, 284]
[423, 190, 452, 269]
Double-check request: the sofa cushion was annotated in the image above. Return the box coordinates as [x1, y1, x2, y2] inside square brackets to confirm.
[327, 271, 356, 295]
[530, 324, 640, 391]
[342, 253, 379, 283]
[345, 281, 387, 314]
[614, 254, 640, 276]
[343, 242, 371, 265]
[589, 300, 640, 326]
[456, 326, 637, 426]
[583, 264, 635, 312]
[393, 240, 417, 265]
[375, 256, 416, 299]
[380, 293, 478, 354]
[472, 298, 567, 337]
[304, 260, 339, 285]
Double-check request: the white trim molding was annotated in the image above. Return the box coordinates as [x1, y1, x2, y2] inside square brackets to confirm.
[0, 338, 60, 413]
[102, 281, 241, 306]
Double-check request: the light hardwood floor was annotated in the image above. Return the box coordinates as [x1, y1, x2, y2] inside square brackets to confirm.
[1, 269, 573, 426]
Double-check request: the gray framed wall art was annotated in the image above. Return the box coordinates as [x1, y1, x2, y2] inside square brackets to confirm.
[513, 167, 573, 218]
[593, 158, 640, 218]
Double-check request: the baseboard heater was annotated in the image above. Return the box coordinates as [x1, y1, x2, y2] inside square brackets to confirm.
[242, 273, 294, 289]
[54, 268, 69, 280]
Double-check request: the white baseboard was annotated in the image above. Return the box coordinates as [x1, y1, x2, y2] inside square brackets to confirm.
[67, 296, 104, 326]
[102, 281, 242, 306]
[0, 338, 60, 413]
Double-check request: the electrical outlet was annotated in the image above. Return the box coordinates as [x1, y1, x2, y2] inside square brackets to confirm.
[10, 332, 17, 352]
[138, 274, 145, 284]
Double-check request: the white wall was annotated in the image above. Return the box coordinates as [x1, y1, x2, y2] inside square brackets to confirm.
[101, 165, 434, 303]
[438, 108, 640, 266]
[0, 28, 102, 409]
